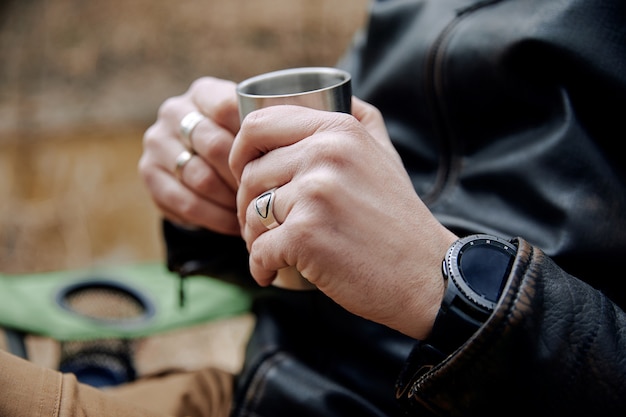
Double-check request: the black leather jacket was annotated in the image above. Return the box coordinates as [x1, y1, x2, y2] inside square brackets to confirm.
[164, 0, 626, 415]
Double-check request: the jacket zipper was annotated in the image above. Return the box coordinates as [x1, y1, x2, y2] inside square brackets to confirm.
[422, 0, 503, 207]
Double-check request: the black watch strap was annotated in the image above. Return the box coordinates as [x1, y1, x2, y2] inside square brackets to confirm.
[426, 234, 517, 357]
[426, 276, 486, 356]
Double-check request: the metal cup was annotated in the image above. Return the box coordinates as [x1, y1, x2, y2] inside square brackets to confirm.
[237, 67, 352, 290]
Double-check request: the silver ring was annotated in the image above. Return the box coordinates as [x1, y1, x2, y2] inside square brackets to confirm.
[174, 150, 194, 180]
[255, 188, 280, 230]
[180, 111, 206, 150]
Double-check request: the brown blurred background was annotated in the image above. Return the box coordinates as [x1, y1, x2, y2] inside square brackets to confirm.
[0, 0, 369, 275]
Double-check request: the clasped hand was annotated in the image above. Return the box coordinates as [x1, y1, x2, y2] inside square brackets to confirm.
[139, 77, 457, 340]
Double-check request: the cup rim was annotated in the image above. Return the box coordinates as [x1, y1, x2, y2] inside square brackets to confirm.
[236, 66, 351, 99]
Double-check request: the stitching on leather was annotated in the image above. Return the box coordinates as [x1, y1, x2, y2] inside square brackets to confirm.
[500, 240, 535, 332]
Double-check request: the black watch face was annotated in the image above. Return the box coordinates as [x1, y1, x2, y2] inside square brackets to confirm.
[459, 240, 515, 303]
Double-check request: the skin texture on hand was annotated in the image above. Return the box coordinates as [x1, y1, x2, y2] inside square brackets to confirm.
[138, 77, 242, 235]
[230, 100, 458, 339]
[139, 77, 457, 340]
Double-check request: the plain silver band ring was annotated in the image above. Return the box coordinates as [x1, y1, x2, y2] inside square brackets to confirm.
[180, 111, 206, 150]
[255, 188, 280, 230]
[174, 150, 194, 180]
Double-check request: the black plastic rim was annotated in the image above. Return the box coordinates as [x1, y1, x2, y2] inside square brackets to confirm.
[55, 277, 156, 328]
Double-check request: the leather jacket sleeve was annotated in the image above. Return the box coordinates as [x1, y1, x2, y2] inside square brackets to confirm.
[397, 238, 626, 415]
[341, 0, 626, 415]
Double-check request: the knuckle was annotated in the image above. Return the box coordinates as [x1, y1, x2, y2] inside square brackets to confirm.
[192, 167, 221, 192]
[248, 246, 266, 268]
[159, 187, 196, 219]
[157, 96, 183, 119]
[239, 163, 256, 190]
[321, 111, 358, 132]
[142, 124, 159, 147]
[211, 95, 237, 120]
[136, 154, 151, 177]
[188, 77, 208, 91]
[240, 107, 275, 131]
[188, 76, 219, 92]
[203, 131, 230, 161]
[176, 197, 200, 220]
[309, 135, 353, 167]
[303, 169, 338, 194]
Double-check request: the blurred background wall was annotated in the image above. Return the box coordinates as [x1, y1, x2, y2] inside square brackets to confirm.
[0, 0, 369, 274]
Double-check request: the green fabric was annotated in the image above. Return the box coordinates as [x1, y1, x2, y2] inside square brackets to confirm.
[0, 262, 252, 341]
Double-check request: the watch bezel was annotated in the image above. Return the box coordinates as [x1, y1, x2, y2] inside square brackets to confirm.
[429, 234, 518, 357]
[443, 234, 517, 313]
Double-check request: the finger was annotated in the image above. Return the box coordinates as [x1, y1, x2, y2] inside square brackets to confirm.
[158, 206, 194, 229]
[351, 97, 386, 137]
[241, 185, 289, 246]
[242, 186, 294, 286]
[142, 122, 236, 210]
[234, 142, 307, 236]
[140, 128, 237, 232]
[186, 115, 239, 193]
[351, 97, 399, 156]
[174, 150, 237, 210]
[177, 78, 241, 192]
[187, 77, 241, 135]
[229, 105, 355, 181]
[141, 165, 240, 236]
[156, 77, 239, 157]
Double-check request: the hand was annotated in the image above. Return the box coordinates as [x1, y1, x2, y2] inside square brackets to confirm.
[229, 98, 458, 339]
[139, 77, 242, 235]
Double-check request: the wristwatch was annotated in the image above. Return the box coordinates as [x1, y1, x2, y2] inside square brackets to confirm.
[426, 234, 517, 357]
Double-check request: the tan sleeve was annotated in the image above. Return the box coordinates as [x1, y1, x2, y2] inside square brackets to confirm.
[0, 350, 169, 417]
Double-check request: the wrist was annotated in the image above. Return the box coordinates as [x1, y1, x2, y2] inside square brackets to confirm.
[400, 230, 457, 340]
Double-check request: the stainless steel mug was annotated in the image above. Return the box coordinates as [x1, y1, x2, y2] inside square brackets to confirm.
[237, 67, 352, 290]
